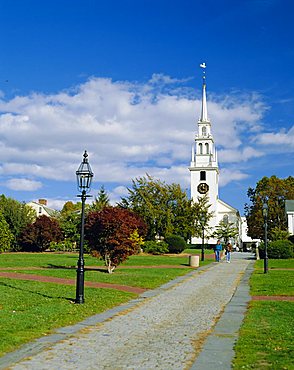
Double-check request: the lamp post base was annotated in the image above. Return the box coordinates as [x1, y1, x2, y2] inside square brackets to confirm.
[264, 256, 268, 274]
[75, 268, 85, 304]
[201, 247, 204, 261]
[75, 258, 85, 304]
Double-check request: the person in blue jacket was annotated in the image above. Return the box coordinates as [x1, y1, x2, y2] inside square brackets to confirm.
[214, 240, 222, 262]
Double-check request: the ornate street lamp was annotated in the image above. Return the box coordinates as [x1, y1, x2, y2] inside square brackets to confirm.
[200, 214, 206, 262]
[75, 150, 94, 304]
[262, 200, 268, 274]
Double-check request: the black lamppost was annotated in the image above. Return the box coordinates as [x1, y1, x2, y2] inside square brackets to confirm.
[262, 200, 268, 274]
[200, 214, 205, 262]
[75, 150, 94, 304]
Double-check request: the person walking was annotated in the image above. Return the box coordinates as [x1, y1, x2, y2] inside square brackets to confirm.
[214, 240, 222, 262]
[225, 242, 232, 263]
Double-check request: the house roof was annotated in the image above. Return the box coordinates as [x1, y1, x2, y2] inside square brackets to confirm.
[27, 201, 59, 217]
[285, 200, 294, 213]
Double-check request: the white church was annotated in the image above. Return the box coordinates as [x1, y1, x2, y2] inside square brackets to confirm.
[189, 68, 243, 246]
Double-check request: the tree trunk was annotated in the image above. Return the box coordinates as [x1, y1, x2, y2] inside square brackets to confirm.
[105, 255, 115, 273]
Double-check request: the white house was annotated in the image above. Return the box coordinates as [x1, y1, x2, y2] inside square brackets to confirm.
[27, 199, 58, 218]
[285, 200, 294, 235]
[240, 216, 260, 251]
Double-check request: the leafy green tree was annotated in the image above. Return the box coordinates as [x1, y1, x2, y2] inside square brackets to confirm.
[119, 175, 197, 241]
[213, 220, 239, 244]
[19, 215, 63, 252]
[192, 194, 214, 242]
[0, 195, 35, 249]
[270, 227, 290, 242]
[245, 176, 294, 239]
[58, 201, 82, 245]
[85, 207, 147, 273]
[0, 211, 14, 252]
[91, 185, 110, 211]
[60, 201, 81, 214]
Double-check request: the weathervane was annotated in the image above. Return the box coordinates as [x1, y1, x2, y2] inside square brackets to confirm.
[200, 62, 206, 82]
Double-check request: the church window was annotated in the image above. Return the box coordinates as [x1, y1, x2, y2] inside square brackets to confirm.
[202, 126, 207, 136]
[223, 214, 229, 224]
[199, 143, 203, 154]
[205, 143, 209, 154]
[200, 171, 206, 181]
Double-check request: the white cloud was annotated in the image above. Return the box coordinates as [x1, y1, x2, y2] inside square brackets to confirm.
[5, 178, 42, 191]
[0, 74, 289, 199]
[253, 125, 294, 149]
[218, 147, 263, 163]
[219, 169, 249, 187]
[45, 198, 72, 210]
[108, 186, 129, 205]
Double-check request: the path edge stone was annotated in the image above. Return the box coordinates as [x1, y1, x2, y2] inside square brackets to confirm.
[190, 260, 255, 370]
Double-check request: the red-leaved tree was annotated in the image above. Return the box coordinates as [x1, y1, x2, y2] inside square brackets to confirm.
[19, 215, 63, 252]
[85, 207, 147, 273]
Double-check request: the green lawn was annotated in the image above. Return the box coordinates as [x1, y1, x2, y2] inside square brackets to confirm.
[14, 267, 191, 289]
[0, 252, 213, 289]
[0, 252, 100, 268]
[0, 250, 212, 268]
[0, 251, 213, 357]
[233, 259, 294, 369]
[0, 278, 135, 357]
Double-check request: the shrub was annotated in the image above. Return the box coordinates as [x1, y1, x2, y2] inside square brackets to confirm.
[49, 239, 77, 252]
[0, 211, 14, 253]
[259, 239, 293, 259]
[165, 234, 187, 254]
[19, 215, 63, 252]
[142, 240, 169, 255]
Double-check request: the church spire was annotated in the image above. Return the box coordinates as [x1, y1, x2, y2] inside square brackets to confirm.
[199, 63, 209, 122]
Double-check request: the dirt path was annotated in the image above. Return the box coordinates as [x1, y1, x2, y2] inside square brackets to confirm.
[252, 295, 294, 301]
[0, 271, 146, 294]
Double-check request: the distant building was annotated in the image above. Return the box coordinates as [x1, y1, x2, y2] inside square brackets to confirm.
[285, 200, 294, 235]
[189, 71, 241, 245]
[27, 199, 58, 218]
[240, 216, 260, 251]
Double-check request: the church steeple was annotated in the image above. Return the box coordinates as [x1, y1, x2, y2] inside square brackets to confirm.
[189, 65, 239, 246]
[200, 73, 209, 123]
[189, 63, 219, 196]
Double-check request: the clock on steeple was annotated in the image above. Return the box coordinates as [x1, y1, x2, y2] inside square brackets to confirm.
[197, 183, 209, 194]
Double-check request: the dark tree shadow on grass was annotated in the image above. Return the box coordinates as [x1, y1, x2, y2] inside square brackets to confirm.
[0, 281, 74, 302]
[47, 264, 108, 273]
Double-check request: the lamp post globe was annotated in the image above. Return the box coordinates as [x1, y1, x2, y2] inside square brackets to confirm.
[262, 200, 268, 274]
[75, 150, 94, 304]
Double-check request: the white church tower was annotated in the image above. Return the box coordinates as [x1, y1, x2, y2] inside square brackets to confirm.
[189, 65, 241, 245]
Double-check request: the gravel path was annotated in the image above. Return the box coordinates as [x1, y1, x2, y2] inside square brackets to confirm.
[7, 254, 252, 370]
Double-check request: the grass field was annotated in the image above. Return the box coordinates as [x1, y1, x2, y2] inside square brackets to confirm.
[0, 249, 212, 268]
[0, 250, 212, 357]
[233, 259, 294, 369]
[0, 278, 135, 357]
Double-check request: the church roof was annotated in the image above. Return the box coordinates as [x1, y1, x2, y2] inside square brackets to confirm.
[217, 198, 239, 214]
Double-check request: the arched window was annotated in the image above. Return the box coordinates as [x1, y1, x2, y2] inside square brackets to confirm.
[200, 171, 206, 181]
[202, 126, 207, 136]
[199, 143, 203, 154]
[223, 214, 229, 225]
[205, 143, 209, 154]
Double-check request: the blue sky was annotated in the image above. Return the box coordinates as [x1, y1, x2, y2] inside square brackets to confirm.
[0, 0, 293, 214]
